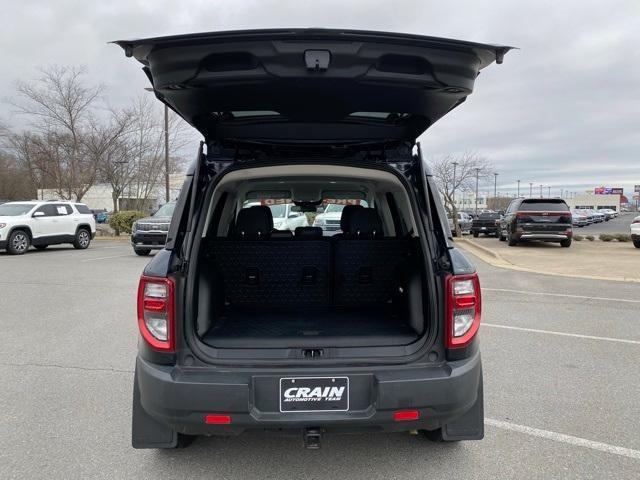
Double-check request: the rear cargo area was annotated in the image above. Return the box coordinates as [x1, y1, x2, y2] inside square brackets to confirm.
[195, 220, 426, 350]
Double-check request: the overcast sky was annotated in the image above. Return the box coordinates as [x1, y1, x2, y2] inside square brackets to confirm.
[1, 0, 639, 197]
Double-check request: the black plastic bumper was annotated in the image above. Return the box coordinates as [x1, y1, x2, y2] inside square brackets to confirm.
[0, 240, 6, 250]
[133, 349, 483, 443]
[131, 232, 167, 250]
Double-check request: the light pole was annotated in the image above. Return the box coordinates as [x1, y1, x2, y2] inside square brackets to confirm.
[144, 87, 171, 203]
[475, 168, 480, 216]
[517, 180, 521, 197]
[539, 184, 543, 198]
[529, 182, 533, 197]
[548, 186, 551, 198]
[452, 161, 458, 208]
[493, 173, 498, 199]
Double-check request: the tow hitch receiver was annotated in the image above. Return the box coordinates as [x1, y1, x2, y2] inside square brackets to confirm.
[303, 428, 322, 449]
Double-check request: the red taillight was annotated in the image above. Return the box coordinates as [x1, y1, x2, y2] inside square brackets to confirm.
[445, 273, 481, 349]
[137, 276, 175, 352]
[393, 410, 420, 422]
[204, 414, 232, 425]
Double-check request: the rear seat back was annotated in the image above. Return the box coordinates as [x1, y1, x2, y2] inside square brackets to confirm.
[211, 205, 329, 305]
[208, 206, 408, 308]
[210, 240, 330, 305]
[333, 209, 409, 305]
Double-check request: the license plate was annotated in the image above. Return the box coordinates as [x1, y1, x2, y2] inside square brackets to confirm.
[481, 227, 486, 230]
[279, 377, 349, 412]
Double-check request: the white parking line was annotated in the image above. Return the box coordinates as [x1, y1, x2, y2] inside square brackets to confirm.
[486, 418, 640, 460]
[81, 254, 132, 262]
[483, 323, 640, 345]
[484, 287, 640, 304]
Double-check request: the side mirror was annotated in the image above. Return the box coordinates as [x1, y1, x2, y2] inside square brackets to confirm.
[33, 211, 45, 217]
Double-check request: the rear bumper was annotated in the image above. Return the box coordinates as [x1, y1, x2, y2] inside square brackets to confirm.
[135, 349, 483, 436]
[131, 232, 167, 250]
[517, 233, 569, 241]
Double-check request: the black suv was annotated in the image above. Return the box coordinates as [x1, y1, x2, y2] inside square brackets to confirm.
[499, 198, 573, 247]
[130, 202, 176, 256]
[115, 29, 511, 449]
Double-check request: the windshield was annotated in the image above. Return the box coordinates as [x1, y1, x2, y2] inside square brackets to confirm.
[0, 203, 34, 216]
[324, 204, 345, 214]
[153, 203, 176, 217]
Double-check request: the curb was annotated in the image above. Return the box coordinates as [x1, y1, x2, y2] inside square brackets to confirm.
[454, 238, 504, 261]
[454, 238, 640, 284]
[93, 236, 130, 242]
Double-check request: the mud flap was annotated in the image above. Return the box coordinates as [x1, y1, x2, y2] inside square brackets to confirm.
[442, 375, 484, 441]
[132, 368, 178, 449]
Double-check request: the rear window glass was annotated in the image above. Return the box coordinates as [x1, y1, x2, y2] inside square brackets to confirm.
[75, 204, 91, 214]
[519, 200, 569, 212]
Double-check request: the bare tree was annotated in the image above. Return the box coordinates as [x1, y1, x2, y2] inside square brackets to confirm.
[124, 96, 191, 211]
[11, 65, 102, 200]
[429, 151, 493, 235]
[86, 108, 136, 211]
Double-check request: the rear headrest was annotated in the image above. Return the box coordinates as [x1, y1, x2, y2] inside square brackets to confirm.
[348, 209, 383, 237]
[295, 226, 323, 238]
[235, 206, 273, 238]
[340, 204, 364, 232]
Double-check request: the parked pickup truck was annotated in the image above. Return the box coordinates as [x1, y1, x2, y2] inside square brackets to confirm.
[471, 212, 501, 237]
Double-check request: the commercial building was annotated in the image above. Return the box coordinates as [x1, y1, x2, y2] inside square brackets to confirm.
[36, 173, 185, 212]
[566, 193, 622, 211]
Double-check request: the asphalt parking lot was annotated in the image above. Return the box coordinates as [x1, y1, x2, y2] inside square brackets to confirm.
[1, 242, 639, 479]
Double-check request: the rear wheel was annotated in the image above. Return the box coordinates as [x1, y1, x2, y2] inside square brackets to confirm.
[560, 238, 572, 248]
[7, 230, 30, 255]
[634, 240, 640, 249]
[134, 248, 151, 256]
[499, 230, 506, 241]
[35, 245, 48, 250]
[507, 230, 517, 246]
[73, 228, 91, 249]
[472, 231, 479, 238]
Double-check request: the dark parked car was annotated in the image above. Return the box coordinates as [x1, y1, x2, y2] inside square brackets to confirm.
[115, 28, 511, 449]
[499, 198, 573, 247]
[471, 212, 501, 237]
[130, 202, 176, 256]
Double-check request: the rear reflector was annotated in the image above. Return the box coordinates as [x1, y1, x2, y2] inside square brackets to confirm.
[446, 273, 482, 349]
[394, 410, 420, 422]
[205, 414, 232, 425]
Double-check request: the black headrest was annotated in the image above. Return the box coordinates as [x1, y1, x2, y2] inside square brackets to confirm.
[348, 209, 383, 237]
[339, 204, 364, 231]
[295, 226, 323, 238]
[235, 206, 273, 238]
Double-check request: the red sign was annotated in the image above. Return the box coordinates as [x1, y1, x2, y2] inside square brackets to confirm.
[594, 187, 623, 195]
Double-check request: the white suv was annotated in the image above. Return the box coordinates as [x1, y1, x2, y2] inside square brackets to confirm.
[0, 201, 96, 255]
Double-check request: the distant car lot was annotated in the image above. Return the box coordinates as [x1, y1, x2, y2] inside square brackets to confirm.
[1, 242, 638, 478]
